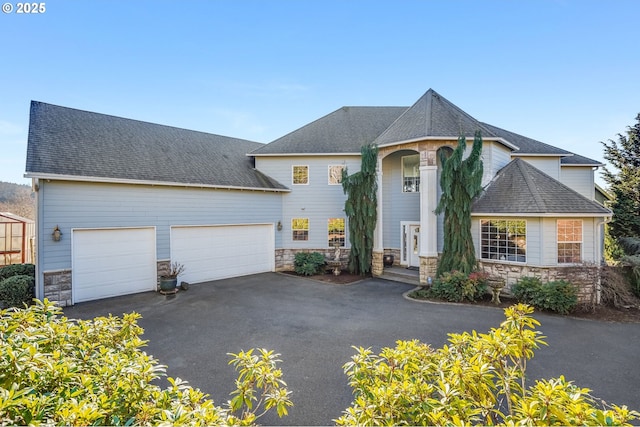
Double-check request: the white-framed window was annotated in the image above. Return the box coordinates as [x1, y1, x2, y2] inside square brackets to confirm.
[292, 218, 309, 241]
[480, 219, 527, 262]
[402, 154, 420, 192]
[328, 218, 345, 247]
[557, 219, 582, 264]
[292, 165, 309, 185]
[328, 165, 345, 185]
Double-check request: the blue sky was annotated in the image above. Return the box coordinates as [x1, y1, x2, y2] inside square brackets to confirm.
[1, 0, 638, 186]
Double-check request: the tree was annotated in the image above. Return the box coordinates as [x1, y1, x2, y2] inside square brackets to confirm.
[337, 304, 639, 426]
[435, 131, 484, 276]
[342, 144, 378, 275]
[601, 114, 640, 244]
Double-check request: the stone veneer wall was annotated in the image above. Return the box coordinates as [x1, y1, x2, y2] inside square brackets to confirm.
[419, 256, 438, 285]
[43, 270, 72, 307]
[478, 261, 600, 304]
[275, 248, 351, 272]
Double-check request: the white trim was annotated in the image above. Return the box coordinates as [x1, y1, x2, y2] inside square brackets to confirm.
[23, 172, 291, 193]
[562, 163, 605, 167]
[251, 152, 361, 157]
[511, 153, 571, 157]
[377, 136, 520, 151]
[400, 221, 420, 266]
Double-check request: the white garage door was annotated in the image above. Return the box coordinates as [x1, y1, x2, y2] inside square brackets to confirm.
[171, 224, 274, 284]
[72, 227, 157, 303]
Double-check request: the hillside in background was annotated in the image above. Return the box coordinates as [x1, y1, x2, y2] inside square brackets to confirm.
[0, 181, 35, 220]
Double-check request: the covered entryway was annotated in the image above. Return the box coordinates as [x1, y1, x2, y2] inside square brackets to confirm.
[171, 224, 274, 284]
[72, 227, 157, 303]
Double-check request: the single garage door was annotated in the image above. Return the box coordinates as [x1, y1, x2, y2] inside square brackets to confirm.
[171, 224, 274, 284]
[72, 227, 157, 303]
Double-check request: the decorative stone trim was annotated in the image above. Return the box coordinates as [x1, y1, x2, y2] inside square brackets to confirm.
[478, 261, 600, 303]
[419, 256, 438, 285]
[372, 251, 384, 276]
[43, 270, 72, 307]
[383, 249, 401, 266]
[275, 248, 351, 272]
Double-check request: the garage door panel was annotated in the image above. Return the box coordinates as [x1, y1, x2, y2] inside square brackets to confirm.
[172, 224, 274, 284]
[73, 228, 156, 303]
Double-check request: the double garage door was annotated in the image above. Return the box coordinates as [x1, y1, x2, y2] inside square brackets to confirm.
[72, 224, 274, 303]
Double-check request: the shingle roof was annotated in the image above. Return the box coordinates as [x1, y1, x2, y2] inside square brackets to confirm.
[478, 122, 572, 156]
[374, 89, 499, 145]
[250, 106, 407, 155]
[472, 158, 611, 215]
[560, 152, 603, 166]
[26, 101, 288, 191]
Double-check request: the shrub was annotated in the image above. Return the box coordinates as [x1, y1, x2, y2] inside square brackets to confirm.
[0, 300, 292, 425]
[337, 304, 638, 426]
[0, 263, 35, 281]
[427, 270, 488, 302]
[294, 252, 326, 276]
[0, 274, 35, 308]
[512, 277, 578, 314]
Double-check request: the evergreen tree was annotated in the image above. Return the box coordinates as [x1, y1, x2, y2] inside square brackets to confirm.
[601, 113, 640, 244]
[435, 131, 483, 276]
[342, 144, 378, 275]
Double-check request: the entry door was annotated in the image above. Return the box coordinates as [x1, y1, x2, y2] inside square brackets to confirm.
[409, 225, 420, 267]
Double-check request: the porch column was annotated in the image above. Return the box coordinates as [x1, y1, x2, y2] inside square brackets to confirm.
[372, 157, 384, 276]
[419, 150, 439, 282]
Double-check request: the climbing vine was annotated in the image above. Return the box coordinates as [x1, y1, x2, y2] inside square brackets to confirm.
[342, 144, 378, 275]
[435, 131, 484, 276]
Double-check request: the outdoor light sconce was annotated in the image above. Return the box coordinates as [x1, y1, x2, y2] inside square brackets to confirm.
[52, 225, 62, 242]
[277, 221, 283, 231]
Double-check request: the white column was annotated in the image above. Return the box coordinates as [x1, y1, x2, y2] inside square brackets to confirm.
[419, 165, 438, 257]
[373, 157, 384, 251]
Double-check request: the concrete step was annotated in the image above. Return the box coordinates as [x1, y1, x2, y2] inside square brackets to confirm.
[380, 267, 422, 286]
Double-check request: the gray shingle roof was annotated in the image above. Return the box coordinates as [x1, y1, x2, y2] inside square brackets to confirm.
[374, 89, 499, 145]
[250, 106, 407, 155]
[560, 152, 603, 166]
[478, 122, 572, 156]
[26, 101, 288, 190]
[472, 158, 611, 215]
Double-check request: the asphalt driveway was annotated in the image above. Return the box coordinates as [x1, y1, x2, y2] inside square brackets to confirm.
[64, 272, 640, 426]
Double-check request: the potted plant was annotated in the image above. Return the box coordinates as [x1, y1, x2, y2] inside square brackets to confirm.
[159, 261, 185, 294]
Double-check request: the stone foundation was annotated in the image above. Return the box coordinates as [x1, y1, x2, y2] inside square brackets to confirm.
[43, 270, 72, 307]
[372, 251, 384, 276]
[478, 261, 599, 303]
[383, 248, 401, 266]
[157, 260, 170, 291]
[419, 256, 438, 285]
[275, 248, 351, 272]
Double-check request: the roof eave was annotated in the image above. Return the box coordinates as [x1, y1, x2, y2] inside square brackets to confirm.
[377, 136, 519, 150]
[24, 172, 291, 193]
[250, 152, 361, 157]
[471, 212, 612, 218]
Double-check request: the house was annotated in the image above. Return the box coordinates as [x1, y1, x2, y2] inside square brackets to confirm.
[25, 89, 611, 306]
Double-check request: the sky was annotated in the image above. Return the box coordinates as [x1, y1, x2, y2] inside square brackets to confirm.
[1, 0, 638, 187]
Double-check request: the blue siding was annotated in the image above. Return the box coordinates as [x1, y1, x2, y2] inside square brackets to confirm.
[382, 151, 420, 248]
[38, 180, 283, 271]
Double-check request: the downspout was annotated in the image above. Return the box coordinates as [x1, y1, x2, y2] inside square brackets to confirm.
[32, 178, 44, 301]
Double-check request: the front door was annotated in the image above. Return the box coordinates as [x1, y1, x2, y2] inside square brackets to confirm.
[409, 225, 420, 267]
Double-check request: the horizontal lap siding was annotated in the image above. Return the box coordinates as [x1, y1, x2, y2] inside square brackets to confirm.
[560, 167, 595, 199]
[256, 156, 360, 249]
[39, 180, 283, 271]
[382, 152, 419, 249]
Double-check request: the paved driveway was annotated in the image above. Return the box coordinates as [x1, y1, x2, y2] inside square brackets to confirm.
[64, 272, 640, 426]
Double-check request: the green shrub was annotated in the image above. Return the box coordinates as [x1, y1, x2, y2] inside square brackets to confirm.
[337, 304, 638, 426]
[0, 300, 292, 425]
[427, 270, 488, 302]
[512, 277, 578, 314]
[0, 274, 35, 309]
[0, 263, 35, 281]
[294, 252, 326, 276]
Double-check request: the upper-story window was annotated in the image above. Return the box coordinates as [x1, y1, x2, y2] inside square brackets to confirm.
[557, 219, 582, 263]
[402, 154, 420, 192]
[292, 165, 309, 185]
[328, 165, 345, 185]
[481, 219, 527, 263]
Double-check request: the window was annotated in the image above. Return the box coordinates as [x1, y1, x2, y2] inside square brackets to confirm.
[292, 218, 309, 241]
[557, 220, 582, 263]
[292, 165, 309, 185]
[481, 219, 526, 262]
[328, 218, 345, 247]
[328, 165, 345, 185]
[402, 154, 420, 192]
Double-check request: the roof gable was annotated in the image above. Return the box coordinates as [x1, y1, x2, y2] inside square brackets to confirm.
[250, 106, 407, 155]
[472, 158, 611, 216]
[26, 101, 287, 191]
[374, 89, 498, 145]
